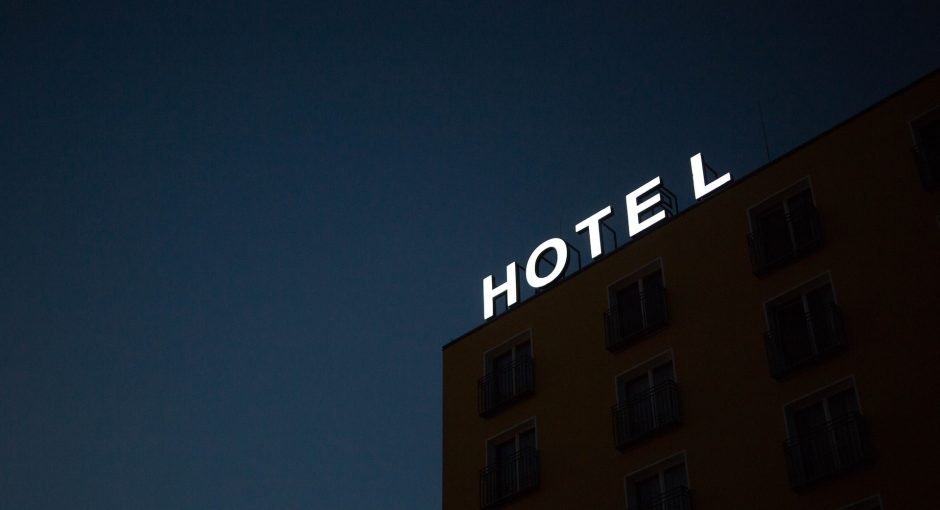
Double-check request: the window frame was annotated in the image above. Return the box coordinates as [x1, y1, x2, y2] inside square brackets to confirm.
[604, 258, 669, 351]
[478, 330, 535, 416]
[746, 177, 822, 275]
[783, 376, 862, 431]
[612, 350, 681, 448]
[910, 105, 940, 191]
[485, 421, 537, 466]
[781, 376, 868, 489]
[616, 359, 675, 403]
[622, 451, 690, 510]
[834, 494, 883, 510]
[481, 417, 539, 508]
[762, 272, 846, 377]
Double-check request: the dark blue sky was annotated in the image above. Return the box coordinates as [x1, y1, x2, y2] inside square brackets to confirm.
[1, 2, 937, 508]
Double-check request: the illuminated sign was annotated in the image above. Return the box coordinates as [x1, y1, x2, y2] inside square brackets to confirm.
[482, 153, 731, 319]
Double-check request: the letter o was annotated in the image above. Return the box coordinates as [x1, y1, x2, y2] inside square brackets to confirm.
[525, 238, 569, 289]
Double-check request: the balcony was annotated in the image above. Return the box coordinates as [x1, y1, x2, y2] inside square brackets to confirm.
[913, 143, 939, 190]
[478, 357, 534, 416]
[612, 380, 680, 449]
[636, 486, 692, 510]
[604, 289, 669, 352]
[480, 447, 539, 508]
[747, 205, 822, 275]
[764, 303, 845, 378]
[784, 412, 868, 489]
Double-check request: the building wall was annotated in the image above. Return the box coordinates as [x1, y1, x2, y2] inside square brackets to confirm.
[443, 71, 940, 509]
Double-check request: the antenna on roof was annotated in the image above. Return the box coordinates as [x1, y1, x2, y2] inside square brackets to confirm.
[758, 101, 771, 163]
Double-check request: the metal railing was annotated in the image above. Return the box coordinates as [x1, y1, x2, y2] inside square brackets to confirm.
[612, 380, 680, 449]
[604, 289, 669, 351]
[747, 205, 822, 275]
[480, 447, 539, 508]
[478, 357, 535, 416]
[764, 303, 845, 378]
[912, 144, 939, 191]
[637, 486, 692, 510]
[784, 412, 868, 489]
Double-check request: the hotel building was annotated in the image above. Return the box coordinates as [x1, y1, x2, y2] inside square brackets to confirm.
[442, 70, 939, 509]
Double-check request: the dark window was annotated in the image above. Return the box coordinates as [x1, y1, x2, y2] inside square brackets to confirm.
[480, 428, 539, 508]
[747, 188, 822, 275]
[784, 387, 868, 489]
[478, 340, 534, 416]
[913, 115, 940, 190]
[613, 362, 680, 448]
[837, 495, 883, 510]
[764, 282, 845, 378]
[605, 269, 668, 351]
[627, 461, 691, 510]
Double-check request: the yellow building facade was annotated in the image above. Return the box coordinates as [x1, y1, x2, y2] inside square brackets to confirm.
[443, 70, 940, 510]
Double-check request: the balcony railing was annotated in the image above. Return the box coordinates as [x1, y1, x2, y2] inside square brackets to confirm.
[604, 289, 669, 352]
[636, 486, 692, 510]
[612, 380, 680, 449]
[480, 447, 539, 508]
[478, 357, 534, 416]
[784, 412, 868, 489]
[913, 143, 939, 190]
[764, 303, 846, 378]
[747, 205, 822, 275]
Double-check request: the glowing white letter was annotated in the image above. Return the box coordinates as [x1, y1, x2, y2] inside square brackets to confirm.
[690, 153, 731, 200]
[483, 263, 518, 320]
[625, 176, 667, 237]
[525, 238, 569, 289]
[575, 206, 613, 259]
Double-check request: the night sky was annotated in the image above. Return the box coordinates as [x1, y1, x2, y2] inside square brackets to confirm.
[2, 2, 938, 508]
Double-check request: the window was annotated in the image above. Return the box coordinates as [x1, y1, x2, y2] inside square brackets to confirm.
[613, 353, 680, 448]
[605, 263, 668, 351]
[478, 335, 534, 416]
[912, 108, 940, 190]
[764, 276, 845, 378]
[747, 183, 822, 275]
[836, 495, 882, 510]
[624, 454, 691, 510]
[480, 420, 539, 508]
[784, 381, 868, 489]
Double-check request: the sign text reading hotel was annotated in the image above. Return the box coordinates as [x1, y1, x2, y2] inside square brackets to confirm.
[482, 153, 732, 320]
